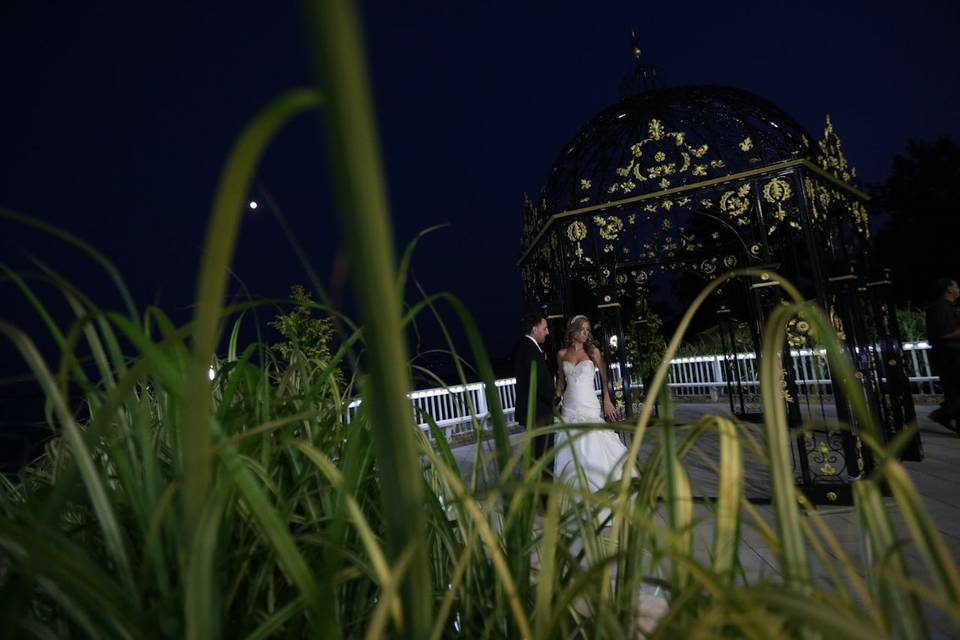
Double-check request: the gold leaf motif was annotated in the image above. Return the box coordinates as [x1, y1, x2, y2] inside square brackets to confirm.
[662, 199, 674, 211]
[829, 305, 847, 341]
[762, 177, 795, 234]
[649, 119, 664, 140]
[779, 362, 795, 403]
[762, 177, 792, 205]
[739, 137, 754, 151]
[567, 221, 588, 241]
[609, 123, 715, 193]
[816, 115, 858, 185]
[580, 178, 592, 190]
[593, 215, 624, 241]
[720, 184, 751, 225]
[851, 201, 870, 238]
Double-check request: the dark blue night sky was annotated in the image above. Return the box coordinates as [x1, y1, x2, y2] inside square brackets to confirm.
[2, 1, 959, 366]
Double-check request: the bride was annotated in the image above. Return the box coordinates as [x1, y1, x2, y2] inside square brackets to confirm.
[553, 315, 635, 493]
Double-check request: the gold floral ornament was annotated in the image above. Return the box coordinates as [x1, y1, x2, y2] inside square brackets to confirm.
[613, 379, 626, 412]
[851, 201, 870, 238]
[739, 137, 753, 152]
[566, 220, 592, 264]
[719, 183, 751, 225]
[779, 359, 795, 403]
[579, 178, 592, 203]
[829, 305, 847, 341]
[786, 316, 812, 348]
[816, 114, 857, 184]
[649, 119, 665, 140]
[803, 177, 827, 221]
[762, 177, 800, 235]
[567, 220, 588, 241]
[594, 215, 624, 241]
[608, 120, 719, 195]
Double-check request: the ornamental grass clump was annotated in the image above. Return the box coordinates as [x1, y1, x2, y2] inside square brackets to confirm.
[1, 2, 958, 638]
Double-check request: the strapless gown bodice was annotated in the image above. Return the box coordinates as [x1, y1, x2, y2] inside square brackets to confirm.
[554, 358, 634, 495]
[561, 359, 601, 423]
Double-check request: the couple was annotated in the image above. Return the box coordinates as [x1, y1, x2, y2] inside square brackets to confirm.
[512, 312, 633, 498]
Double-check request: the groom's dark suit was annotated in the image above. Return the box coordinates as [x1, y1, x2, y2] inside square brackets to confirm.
[512, 336, 555, 480]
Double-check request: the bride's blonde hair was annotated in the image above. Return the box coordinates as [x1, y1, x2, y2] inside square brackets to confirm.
[565, 315, 598, 359]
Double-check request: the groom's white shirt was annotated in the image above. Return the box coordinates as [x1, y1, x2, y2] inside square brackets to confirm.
[524, 334, 543, 353]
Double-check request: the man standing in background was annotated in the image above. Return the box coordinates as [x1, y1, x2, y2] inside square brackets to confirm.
[925, 278, 960, 434]
[512, 312, 556, 496]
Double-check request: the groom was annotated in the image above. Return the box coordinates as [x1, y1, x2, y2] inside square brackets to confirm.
[512, 311, 556, 488]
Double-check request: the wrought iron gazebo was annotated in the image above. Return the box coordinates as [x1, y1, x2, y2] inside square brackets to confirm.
[518, 55, 921, 504]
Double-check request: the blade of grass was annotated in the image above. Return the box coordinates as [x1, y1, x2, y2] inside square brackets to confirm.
[181, 88, 322, 535]
[299, 4, 433, 635]
[0, 322, 136, 595]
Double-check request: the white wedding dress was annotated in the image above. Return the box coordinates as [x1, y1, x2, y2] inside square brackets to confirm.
[553, 360, 634, 493]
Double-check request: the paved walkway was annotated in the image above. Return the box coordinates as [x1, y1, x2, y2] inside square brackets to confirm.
[449, 401, 960, 637]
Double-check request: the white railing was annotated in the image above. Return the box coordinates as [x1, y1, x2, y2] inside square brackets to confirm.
[345, 341, 939, 439]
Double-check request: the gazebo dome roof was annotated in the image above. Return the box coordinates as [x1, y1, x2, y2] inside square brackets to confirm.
[539, 85, 814, 216]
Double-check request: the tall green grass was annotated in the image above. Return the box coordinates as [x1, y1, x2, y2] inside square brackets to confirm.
[1, 2, 958, 638]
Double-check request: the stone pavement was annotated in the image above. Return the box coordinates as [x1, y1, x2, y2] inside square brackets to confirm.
[448, 401, 960, 637]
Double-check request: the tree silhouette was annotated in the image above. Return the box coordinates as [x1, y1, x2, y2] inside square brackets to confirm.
[874, 137, 960, 306]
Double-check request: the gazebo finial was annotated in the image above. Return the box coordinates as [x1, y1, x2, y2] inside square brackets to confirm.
[619, 29, 662, 96]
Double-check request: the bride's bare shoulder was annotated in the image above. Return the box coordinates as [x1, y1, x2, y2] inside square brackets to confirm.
[556, 347, 568, 359]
